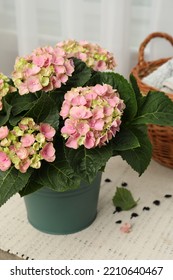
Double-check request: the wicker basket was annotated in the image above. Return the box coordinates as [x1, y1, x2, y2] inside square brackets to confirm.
[131, 32, 173, 168]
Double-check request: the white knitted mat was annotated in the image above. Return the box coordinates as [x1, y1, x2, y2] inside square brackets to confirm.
[0, 156, 173, 260]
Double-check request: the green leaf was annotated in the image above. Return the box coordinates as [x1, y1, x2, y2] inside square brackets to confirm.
[61, 58, 92, 90]
[35, 159, 81, 192]
[19, 171, 43, 197]
[0, 167, 33, 207]
[112, 187, 138, 210]
[112, 126, 140, 151]
[129, 74, 145, 108]
[87, 72, 137, 121]
[9, 93, 59, 129]
[0, 98, 12, 126]
[118, 126, 152, 175]
[132, 91, 173, 126]
[65, 144, 113, 183]
[11, 92, 37, 116]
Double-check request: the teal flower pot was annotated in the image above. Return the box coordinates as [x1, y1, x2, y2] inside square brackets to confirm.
[24, 173, 102, 234]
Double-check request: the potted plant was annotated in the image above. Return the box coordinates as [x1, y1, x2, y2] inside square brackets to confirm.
[0, 40, 173, 234]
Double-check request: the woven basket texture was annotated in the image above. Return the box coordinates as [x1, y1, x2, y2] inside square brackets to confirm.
[131, 32, 173, 168]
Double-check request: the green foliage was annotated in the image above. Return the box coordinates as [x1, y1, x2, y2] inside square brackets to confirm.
[9, 92, 59, 129]
[0, 167, 33, 207]
[65, 144, 113, 183]
[112, 187, 138, 210]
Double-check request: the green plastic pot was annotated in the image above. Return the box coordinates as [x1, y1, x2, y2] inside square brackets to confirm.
[24, 172, 102, 234]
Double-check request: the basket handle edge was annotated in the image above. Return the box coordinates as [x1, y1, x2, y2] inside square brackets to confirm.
[138, 32, 173, 65]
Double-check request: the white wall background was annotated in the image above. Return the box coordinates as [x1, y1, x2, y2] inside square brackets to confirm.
[0, 0, 172, 77]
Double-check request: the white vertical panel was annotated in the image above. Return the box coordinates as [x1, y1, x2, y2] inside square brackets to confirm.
[100, 0, 132, 76]
[15, 0, 39, 55]
[59, 0, 85, 40]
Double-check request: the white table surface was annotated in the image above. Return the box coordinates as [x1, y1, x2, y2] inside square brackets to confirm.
[0, 156, 173, 260]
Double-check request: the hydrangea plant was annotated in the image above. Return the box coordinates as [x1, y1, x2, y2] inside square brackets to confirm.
[0, 40, 173, 207]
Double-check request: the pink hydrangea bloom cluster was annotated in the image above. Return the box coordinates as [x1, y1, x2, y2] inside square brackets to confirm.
[60, 84, 125, 149]
[56, 40, 116, 71]
[0, 72, 16, 110]
[12, 46, 74, 95]
[0, 118, 56, 173]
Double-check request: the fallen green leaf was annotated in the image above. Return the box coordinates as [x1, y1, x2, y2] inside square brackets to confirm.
[112, 187, 139, 210]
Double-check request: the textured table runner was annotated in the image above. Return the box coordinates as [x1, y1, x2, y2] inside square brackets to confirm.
[0, 156, 173, 260]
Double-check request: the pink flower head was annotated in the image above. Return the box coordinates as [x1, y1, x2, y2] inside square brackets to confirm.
[40, 142, 56, 162]
[0, 126, 9, 140]
[0, 151, 11, 171]
[12, 46, 74, 95]
[39, 123, 56, 141]
[21, 134, 35, 147]
[60, 85, 125, 149]
[56, 39, 116, 71]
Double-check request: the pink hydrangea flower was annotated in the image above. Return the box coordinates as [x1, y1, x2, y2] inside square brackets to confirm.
[0, 118, 56, 173]
[21, 134, 35, 147]
[12, 46, 74, 95]
[60, 84, 125, 149]
[40, 142, 56, 162]
[56, 40, 116, 71]
[40, 123, 56, 140]
[0, 72, 16, 110]
[0, 151, 11, 171]
[0, 126, 9, 140]
[15, 147, 28, 160]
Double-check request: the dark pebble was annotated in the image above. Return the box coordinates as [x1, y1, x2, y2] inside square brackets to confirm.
[164, 194, 172, 198]
[105, 178, 112, 183]
[113, 206, 122, 214]
[130, 212, 139, 219]
[115, 220, 122, 224]
[143, 206, 150, 211]
[153, 200, 160, 206]
[121, 182, 128, 187]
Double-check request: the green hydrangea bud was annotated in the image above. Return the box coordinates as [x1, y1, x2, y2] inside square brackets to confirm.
[0, 138, 11, 147]
[12, 126, 24, 137]
[35, 133, 45, 144]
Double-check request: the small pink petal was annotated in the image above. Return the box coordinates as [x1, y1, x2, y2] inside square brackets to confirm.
[0, 126, 9, 140]
[40, 143, 56, 162]
[65, 133, 80, 149]
[19, 159, 31, 173]
[21, 134, 35, 147]
[27, 76, 42, 93]
[0, 151, 11, 171]
[40, 123, 56, 141]
[84, 131, 95, 149]
[120, 223, 132, 233]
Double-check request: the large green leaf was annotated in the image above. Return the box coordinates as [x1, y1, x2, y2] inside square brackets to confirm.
[112, 126, 140, 152]
[0, 98, 12, 126]
[118, 126, 152, 175]
[65, 144, 113, 183]
[132, 91, 173, 126]
[11, 92, 37, 116]
[87, 72, 137, 121]
[19, 171, 43, 197]
[129, 74, 146, 108]
[9, 93, 59, 129]
[0, 167, 33, 207]
[35, 159, 81, 192]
